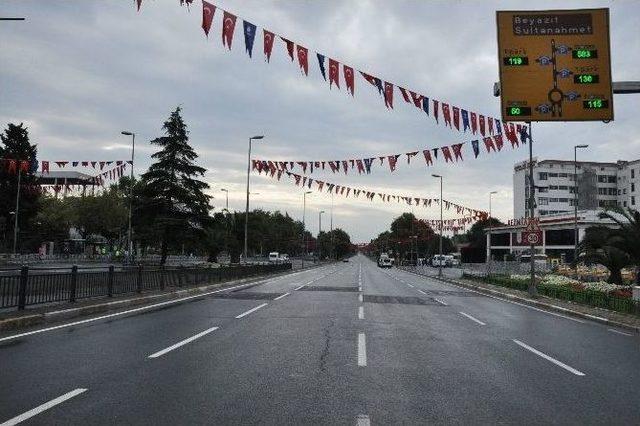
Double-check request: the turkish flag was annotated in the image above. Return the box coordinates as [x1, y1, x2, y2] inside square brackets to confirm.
[470, 112, 478, 134]
[41, 160, 50, 174]
[409, 91, 422, 108]
[488, 116, 494, 135]
[297, 45, 308, 75]
[423, 150, 433, 166]
[442, 103, 452, 127]
[281, 37, 294, 61]
[343, 65, 354, 95]
[201, 1, 216, 37]
[483, 136, 496, 152]
[433, 100, 439, 123]
[399, 87, 411, 103]
[441, 146, 453, 162]
[264, 30, 275, 62]
[452, 106, 460, 130]
[479, 114, 486, 136]
[329, 59, 340, 89]
[222, 11, 237, 50]
[384, 82, 394, 109]
[452, 143, 464, 161]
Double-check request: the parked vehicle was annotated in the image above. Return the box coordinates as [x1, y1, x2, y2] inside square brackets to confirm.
[378, 254, 392, 268]
[431, 255, 448, 267]
[268, 252, 280, 263]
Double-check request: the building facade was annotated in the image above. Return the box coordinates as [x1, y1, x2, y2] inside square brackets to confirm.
[513, 158, 639, 219]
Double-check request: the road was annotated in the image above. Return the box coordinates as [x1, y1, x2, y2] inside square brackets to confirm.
[0, 253, 638, 425]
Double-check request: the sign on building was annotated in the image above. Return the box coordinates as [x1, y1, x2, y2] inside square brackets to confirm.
[497, 9, 613, 122]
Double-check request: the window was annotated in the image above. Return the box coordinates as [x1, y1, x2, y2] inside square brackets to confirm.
[549, 173, 558, 178]
[558, 198, 568, 203]
[608, 176, 616, 184]
[549, 198, 559, 203]
[598, 187, 607, 195]
[549, 185, 558, 190]
[599, 200, 617, 208]
[623, 188, 627, 194]
[633, 196, 636, 206]
[608, 188, 617, 196]
[537, 187, 548, 193]
[539, 210, 548, 216]
[569, 199, 576, 206]
[558, 173, 568, 178]
[538, 197, 549, 205]
[539, 172, 548, 180]
[632, 169, 636, 179]
[558, 185, 568, 190]
[632, 183, 635, 192]
[624, 201, 627, 207]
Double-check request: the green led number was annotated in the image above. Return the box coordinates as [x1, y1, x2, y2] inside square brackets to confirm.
[576, 50, 591, 58]
[510, 107, 521, 115]
[578, 74, 593, 83]
[509, 57, 523, 65]
[587, 99, 602, 108]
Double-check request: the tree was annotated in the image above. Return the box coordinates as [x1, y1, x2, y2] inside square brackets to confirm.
[136, 107, 211, 264]
[317, 228, 353, 259]
[0, 123, 40, 252]
[462, 217, 505, 262]
[579, 226, 631, 284]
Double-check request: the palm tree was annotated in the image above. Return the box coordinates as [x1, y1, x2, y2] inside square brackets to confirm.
[579, 226, 631, 284]
[599, 207, 640, 284]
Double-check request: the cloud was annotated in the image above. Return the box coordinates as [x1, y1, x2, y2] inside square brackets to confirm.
[1, 0, 638, 242]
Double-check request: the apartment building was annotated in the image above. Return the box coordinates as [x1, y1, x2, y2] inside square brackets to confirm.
[513, 158, 640, 219]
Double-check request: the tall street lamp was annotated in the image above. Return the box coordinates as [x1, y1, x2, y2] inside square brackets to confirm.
[121, 131, 135, 263]
[488, 190, 498, 275]
[432, 174, 443, 278]
[318, 210, 325, 260]
[574, 144, 589, 271]
[302, 191, 312, 265]
[244, 135, 264, 263]
[220, 188, 229, 210]
[330, 192, 334, 260]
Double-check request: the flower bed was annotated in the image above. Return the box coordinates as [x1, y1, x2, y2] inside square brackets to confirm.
[462, 272, 639, 316]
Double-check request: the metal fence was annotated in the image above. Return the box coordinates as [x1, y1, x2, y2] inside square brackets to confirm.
[0, 263, 291, 310]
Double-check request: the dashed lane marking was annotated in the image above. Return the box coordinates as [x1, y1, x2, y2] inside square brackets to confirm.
[357, 333, 367, 367]
[356, 414, 371, 426]
[0, 388, 87, 426]
[235, 303, 268, 319]
[358, 306, 364, 320]
[148, 326, 219, 358]
[607, 328, 632, 336]
[513, 339, 585, 376]
[459, 311, 486, 326]
[273, 292, 290, 301]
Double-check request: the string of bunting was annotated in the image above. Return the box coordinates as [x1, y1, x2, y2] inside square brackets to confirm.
[255, 166, 488, 225]
[253, 130, 530, 175]
[134, 0, 525, 136]
[0, 158, 132, 175]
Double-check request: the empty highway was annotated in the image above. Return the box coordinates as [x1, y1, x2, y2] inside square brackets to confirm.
[0, 254, 638, 425]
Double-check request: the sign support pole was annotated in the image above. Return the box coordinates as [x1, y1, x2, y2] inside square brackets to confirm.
[527, 122, 537, 297]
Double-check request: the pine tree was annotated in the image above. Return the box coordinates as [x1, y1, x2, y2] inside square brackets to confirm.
[137, 107, 211, 264]
[0, 123, 39, 252]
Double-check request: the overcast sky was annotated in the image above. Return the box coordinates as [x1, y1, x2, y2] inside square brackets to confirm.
[1, 0, 638, 242]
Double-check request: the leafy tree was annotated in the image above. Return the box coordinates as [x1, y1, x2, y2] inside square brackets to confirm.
[0, 123, 40, 252]
[579, 225, 631, 284]
[136, 107, 211, 264]
[462, 217, 505, 262]
[317, 228, 353, 259]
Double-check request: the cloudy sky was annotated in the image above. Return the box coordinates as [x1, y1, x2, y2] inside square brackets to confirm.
[1, 0, 638, 242]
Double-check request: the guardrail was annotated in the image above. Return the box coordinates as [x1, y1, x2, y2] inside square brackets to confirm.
[0, 263, 291, 311]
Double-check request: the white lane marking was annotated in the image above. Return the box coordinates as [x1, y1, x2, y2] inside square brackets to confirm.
[417, 289, 427, 295]
[407, 283, 414, 288]
[273, 292, 290, 300]
[0, 279, 274, 343]
[294, 284, 306, 291]
[459, 311, 486, 326]
[358, 294, 363, 303]
[148, 326, 219, 358]
[513, 339, 585, 376]
[356, 414, 371, 426]
[433, 298, 448, 306]
[235, 303, 268, 319]
[0, 388, 87, 426]
[607, 328, 632, 336]
[357, 333, 367, 366]
[358, 306, 364, 320]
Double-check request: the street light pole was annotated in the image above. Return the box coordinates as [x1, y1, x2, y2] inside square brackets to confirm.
[488, 191, 498, 275]
[432, 174, 443, 278]
[12, 168, 21, 254]
[121, 131, 135, 263]
[330, 192, 334, 260]
[574, 144, 589, 272]
[221, 188, 229, 210]
[244, 135, 264, 263]
[319, 210, 325, 260]
[302, 191, 312, 265]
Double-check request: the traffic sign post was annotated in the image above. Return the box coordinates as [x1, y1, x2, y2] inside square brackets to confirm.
[497, 9, 613, 122]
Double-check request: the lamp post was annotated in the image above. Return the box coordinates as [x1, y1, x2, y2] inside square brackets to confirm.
[488, 191, 498, 276]
[220, 188, 229, 210]
[301, 191, 312, 265]
[330, 192, 334, 260]
[574, 144, 589, 272]
[244, 135, 264, 263]
[121, 131, 135, 263]
[318, 210, 325, 260]
[432, 174, 443, 278]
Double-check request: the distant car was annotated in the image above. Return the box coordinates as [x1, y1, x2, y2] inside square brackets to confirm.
[431, 255, 448, 267]
[268, 252, 279, 263]
[377, 256, 392, 268]
[342, 258, 349, 263]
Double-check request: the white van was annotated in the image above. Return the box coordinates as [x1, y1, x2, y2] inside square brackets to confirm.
[431, 255, 448, 267]
[268, 252, 279, 263]
[378, 255, 392, 268]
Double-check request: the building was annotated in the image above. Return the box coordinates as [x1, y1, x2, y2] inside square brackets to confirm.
[513, 157, 640, 219]
[35, 171, 100, 197]
[486, 211, 620, 263]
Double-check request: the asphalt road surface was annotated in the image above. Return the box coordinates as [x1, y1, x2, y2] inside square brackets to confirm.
[0, 254, 638, 425]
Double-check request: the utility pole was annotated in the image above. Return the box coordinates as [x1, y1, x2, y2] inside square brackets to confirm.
[318, 210, 325, 261]
[302, 191, 311, 266]
[330, 192, 334, 260]
[488, 190, 498, 275]
[244, 135, 264, 263]
[574, 144, 589, 273]
[432, 174, 443, 278]
[121, 131, 135, 264]
[12, 168, 21, 254]
[527, 123, 537, 297]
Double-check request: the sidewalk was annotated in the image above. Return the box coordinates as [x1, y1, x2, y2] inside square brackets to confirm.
[400, 266, 640, 333]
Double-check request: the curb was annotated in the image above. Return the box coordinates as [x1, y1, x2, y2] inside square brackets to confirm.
[399, 267, 640, 334]
[0, 264, 322, 333]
